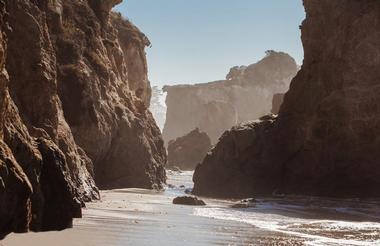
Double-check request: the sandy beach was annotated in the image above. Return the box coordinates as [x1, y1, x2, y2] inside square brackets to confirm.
[2, 171, 380, 246]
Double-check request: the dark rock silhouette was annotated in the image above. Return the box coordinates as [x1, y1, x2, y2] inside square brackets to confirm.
[167, 128, 212, 171]
[163, 51, 298, 144]
[193, 115, 278, 198]
[0, 0, 166, 236]
[172, 196, 206, 206]
[193, 0, 380, 199]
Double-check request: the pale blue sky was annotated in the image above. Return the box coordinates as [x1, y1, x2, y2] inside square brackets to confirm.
[115, 1, 305, 86]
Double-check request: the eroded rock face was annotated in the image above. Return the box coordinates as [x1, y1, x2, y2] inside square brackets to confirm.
[89, 0, 123, 22]
[193, 0, 380, 199]
[167, 128, 211, 171]
[163, 51, 298, 144]
[0, 0, 166, 236]
[53, 4, 166, 189]
[0, 3, 30, 236]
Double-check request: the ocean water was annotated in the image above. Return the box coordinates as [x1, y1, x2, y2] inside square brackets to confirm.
[167, 171, 380, 246]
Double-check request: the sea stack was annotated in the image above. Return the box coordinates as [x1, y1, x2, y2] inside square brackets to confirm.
[163, 51, 298, 144]
[193, 0, 380, 199]
[167, 128, 212, 171]
[0, 0, 166, 236]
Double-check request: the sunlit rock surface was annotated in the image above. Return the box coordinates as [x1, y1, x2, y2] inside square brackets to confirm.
[0, 0, 166, 236]
[163, 51, 298, 144]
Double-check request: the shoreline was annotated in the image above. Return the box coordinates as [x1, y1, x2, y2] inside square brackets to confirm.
[2, 171, 380, 246]
[2, 188, 304, 246]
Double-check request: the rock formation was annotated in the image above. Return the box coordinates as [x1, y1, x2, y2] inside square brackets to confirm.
[163, 51, 298, 144]
[271, 93, 284, 114]
[167, 128, 211, 170]
[193, 0, 380, 199]
[150, 86, 167, 131]
[172, 196, 206, 206]
[0, 0, 166, 237]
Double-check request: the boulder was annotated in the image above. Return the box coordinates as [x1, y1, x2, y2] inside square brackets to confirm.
[184, 188, 193, 194]
[172, 196, 206, 206]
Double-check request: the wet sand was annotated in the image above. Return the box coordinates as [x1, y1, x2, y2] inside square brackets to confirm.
[2, 172, 302, 246]
[2, 171, 380, 246]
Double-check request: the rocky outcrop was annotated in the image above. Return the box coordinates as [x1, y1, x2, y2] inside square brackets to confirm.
[0, 0, 166, 237]
[271, 93, 284, 114]
[167, 128, 211, 170]
[193, 0, 380, 199]
[193, 116, 278, 198]
[1, 0, 85, 235]
[54, 7, 166, 189]
[163, 51, 298, 144]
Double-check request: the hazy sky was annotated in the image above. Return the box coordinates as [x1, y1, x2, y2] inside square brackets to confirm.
[115, 1, 305, 87]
